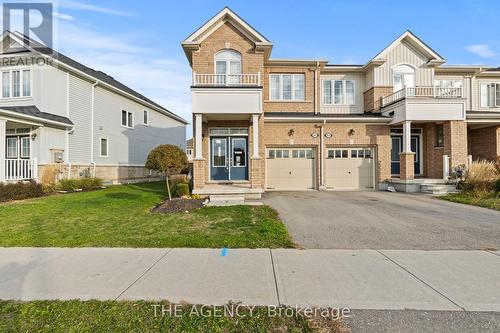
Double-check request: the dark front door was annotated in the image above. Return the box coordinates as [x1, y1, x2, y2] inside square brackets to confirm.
[210, 136, 248, 181]
[391, 135, 421, 176]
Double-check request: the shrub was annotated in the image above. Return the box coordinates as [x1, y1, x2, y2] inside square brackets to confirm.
[176, 182, 190, 197]
[496, 178, 500, 193]
[463, 160, 499, 196]
[57, 178, 103, 192]
[40, 164, 60, 186]
[146, 144, 188, 200]
[0, 181, 44, 202]
[78, 178, 103, 191]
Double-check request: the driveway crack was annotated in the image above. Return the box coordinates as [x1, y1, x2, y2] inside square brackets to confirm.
[114, 248, 173, 301]
[376, 250, 466, 311]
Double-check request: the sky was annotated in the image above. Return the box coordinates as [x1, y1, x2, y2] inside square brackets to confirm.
[2, 0, 500, 138]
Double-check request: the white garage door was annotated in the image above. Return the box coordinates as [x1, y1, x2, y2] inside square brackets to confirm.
[266, 148, 316, 190]
[326, 147, 375, 190]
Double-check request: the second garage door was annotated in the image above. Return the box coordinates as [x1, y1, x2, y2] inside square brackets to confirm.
[326, 147, 375, 190]
[266, 148, 316, 190]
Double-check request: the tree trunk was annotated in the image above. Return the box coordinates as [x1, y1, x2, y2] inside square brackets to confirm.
[166, 174, 172, 200]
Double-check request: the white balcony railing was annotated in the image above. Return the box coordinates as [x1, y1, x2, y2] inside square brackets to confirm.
[5, 158, 38, 181]
[192, 72, 261, 86]
[378, 86, 463, 109]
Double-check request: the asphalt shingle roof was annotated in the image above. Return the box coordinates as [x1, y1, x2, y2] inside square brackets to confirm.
[0, 105, 73, 125]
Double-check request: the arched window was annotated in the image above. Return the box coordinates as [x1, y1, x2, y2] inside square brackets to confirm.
[214, 50, 241, 84]
[393, 64, 415, 92]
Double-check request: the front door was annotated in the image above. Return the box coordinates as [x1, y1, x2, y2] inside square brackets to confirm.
[391, 135, 421, 176]
[210, 136, 248, 181]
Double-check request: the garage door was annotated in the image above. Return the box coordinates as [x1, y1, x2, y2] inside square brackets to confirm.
[266, 148, 316, 190]
[326, 147, 375, 190]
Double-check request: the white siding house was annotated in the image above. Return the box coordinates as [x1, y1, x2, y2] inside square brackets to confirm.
[0, 31, 187, 183]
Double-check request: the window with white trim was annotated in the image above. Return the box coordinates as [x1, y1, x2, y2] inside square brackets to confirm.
[215, 50, 241, 85]
[434, 79, 463, 89]
[322, 80, 355, 105]
[480, 83, 500, 108]
[393, 65, 415, 92]
[1, 69, 31, 98]
[100, 138, 108, 157]
[143, 110, 149, 125]
[269, 74, 305, 101]
[121, 110, 133, 128]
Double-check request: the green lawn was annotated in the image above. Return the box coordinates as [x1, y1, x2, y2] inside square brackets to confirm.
[0, 300, 344, 333]
[440, 192, 500, 211]
[0, 182, 294, 248]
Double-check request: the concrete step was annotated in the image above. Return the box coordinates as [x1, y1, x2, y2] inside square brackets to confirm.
[207, 194, 245, 206]
[420, 184, 459, 195]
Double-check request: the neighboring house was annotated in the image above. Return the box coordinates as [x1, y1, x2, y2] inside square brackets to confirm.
[186, 138, 193, 161]
[183, 7, 500, 198]
[0, 31, 187, 184]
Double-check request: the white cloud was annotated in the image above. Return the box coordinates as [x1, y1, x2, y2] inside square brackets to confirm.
[53, 12, 75, 21]
[58, 0, 133, 17]
[465, 44, 496, 58]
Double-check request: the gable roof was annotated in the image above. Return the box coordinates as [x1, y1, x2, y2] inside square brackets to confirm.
[368, 30, 445, 67]
[181, 7, 273, 65]
[1, 31, 188, 124]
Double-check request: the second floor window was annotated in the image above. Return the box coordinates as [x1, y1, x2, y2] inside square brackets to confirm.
[269, 74, 305, 101]
[214, 50, 241, 85]
[1, 69, 31, 98]
[323, 80, 355, 105]
[480, 83, 500, 108]
[393, 65, 415, 92]
[121, 110, 133, 128]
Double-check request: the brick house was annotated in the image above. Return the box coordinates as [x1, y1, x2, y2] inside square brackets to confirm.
[182, 7, 500, 200]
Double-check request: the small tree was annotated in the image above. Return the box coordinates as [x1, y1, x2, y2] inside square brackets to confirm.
[146, 144, 188, 200]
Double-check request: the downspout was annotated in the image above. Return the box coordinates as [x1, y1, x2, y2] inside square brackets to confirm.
[91, 80, 98, 177]
[317, 119, 326, 190]
[66, 73, 71, 179]
[314, 61, 320, 114]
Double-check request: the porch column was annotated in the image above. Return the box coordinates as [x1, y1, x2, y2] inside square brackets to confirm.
[194, 114, 203, 159]
[252, 114, 259, 158]
[0, 119, 5, 182]
[400, 120, 415, 180]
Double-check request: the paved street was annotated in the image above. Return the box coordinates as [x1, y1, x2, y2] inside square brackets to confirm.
[1, 247, 499, 313]
[263, 191, 500, 249]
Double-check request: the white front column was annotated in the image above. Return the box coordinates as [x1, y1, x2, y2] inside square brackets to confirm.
[194, 114, 203, 159]
[402, 120, 412, 153]
[0, 119, 6, 181]
[252, 114, 259, 158]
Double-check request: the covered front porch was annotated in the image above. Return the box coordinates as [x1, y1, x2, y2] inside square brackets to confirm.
[0, 118, 39, 182]
[0, 106, 73, 183]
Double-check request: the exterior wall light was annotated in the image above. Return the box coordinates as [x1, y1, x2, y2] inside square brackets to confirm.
[288, 129, 295, 136]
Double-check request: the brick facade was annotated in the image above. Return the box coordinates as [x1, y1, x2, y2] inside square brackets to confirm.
[399, 153, 415, 180]
[468, 125, 500, 161]
[444, 120, 468, 168]
[363, 86, 394, 112]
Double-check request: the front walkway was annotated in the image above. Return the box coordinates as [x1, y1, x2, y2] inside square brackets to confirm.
[1, 247, 499, 312]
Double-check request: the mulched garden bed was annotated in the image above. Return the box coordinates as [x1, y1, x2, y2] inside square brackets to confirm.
[151, 198, 206, 213]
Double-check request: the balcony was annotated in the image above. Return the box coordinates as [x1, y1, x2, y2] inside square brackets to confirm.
[377, 86, 466, 123]
[192, 73, 261, 87]
[376, 86, 463, 110]
[191, 73, 262, 116]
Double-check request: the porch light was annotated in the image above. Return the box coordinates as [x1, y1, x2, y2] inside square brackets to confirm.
[348, 128, 356, 136]
[288, 129, 295, 136]
[31, 133, 37, 140]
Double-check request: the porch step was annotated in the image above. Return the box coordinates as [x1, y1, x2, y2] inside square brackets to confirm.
[420, 184, 459, 195]
[206, 194, 245, 206]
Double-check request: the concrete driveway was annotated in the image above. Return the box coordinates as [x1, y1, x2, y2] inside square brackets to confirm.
[263, 191, 500, 250]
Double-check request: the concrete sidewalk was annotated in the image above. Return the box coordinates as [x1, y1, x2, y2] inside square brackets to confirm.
[0, 248, 499, 312]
